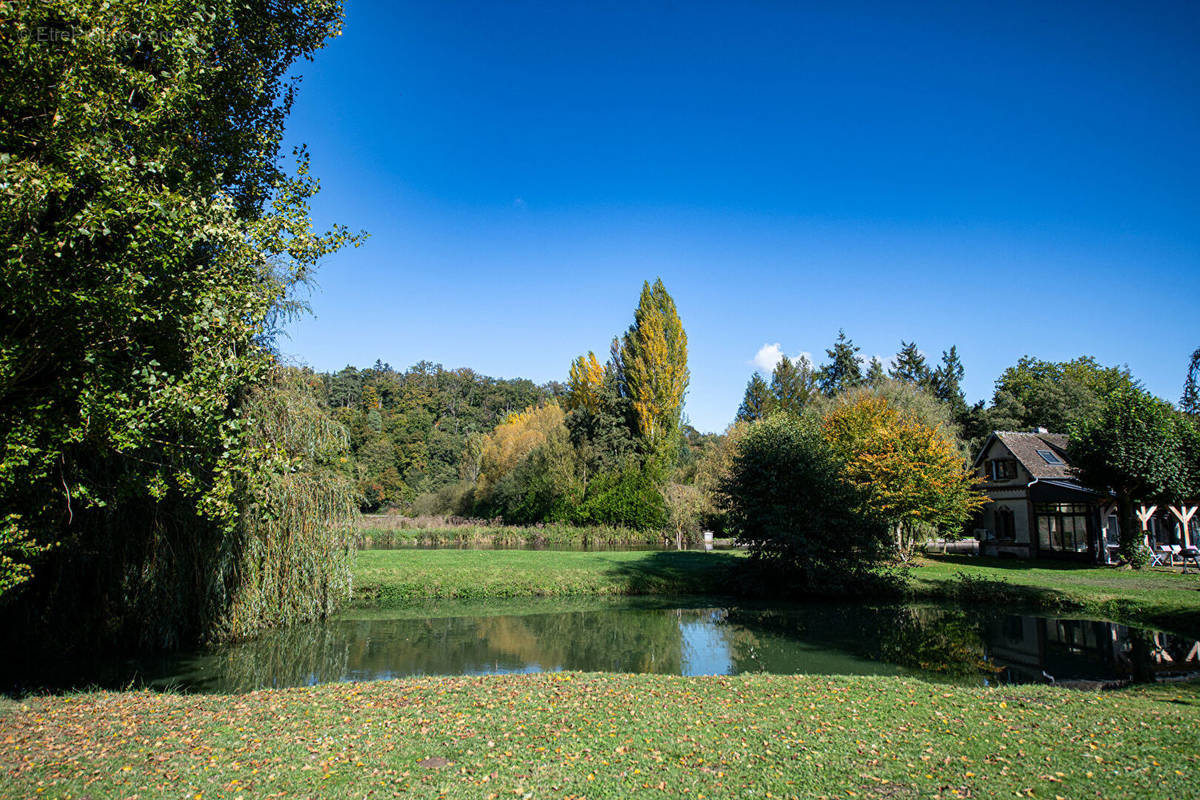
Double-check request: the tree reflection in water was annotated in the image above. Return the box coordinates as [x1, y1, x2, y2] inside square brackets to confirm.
[11, 599, 1198, 694]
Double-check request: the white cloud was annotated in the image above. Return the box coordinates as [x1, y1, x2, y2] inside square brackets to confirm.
[752, 344, 815, 374]
[752, 343, 785, 373]
[860, 353, 896, 371]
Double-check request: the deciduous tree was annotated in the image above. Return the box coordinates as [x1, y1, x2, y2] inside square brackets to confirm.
[1070, 385, 1192, 566]
[618, 279, 690, 453]
[566, 352, 606, 415]
[0, 0, 361, 645]
[822, 395, 986, 559]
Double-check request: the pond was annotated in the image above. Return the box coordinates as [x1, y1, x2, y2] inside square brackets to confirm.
[10, 598, 1198, 695]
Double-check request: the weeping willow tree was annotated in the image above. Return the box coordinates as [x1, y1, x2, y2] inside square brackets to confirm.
[218, 369, 358, 641]
[0, 0, 362, 651]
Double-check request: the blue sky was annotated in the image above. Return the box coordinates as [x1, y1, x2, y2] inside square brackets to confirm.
[281, 0, 1200, 433]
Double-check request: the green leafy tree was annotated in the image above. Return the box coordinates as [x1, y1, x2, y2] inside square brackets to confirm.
[822, 393, 986, 559]
[817, 330, 864, 397]
[987, 356, 1136, 434]
[1070, 385, 1192, 566]
[565, 363, 639, 484]
[663, 482, 705, 549]
[0, 0, 360, 645]
[618, 279, 690, 455]
[719, 414, 892, 593]
[736, 373, 773, 422]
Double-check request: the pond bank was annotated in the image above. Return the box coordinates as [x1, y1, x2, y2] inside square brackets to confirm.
[352, 550, 1200, 637]
[352, 549, 736, 603]
[4, 673, 1198, 799]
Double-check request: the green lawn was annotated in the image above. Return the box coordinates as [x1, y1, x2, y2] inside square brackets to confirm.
[910, 554, 1200, 637]
[4, 673, 1199, 799]
[352, 549, 741, 603]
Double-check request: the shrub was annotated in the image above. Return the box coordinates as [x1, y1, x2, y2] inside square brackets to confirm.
[575, 464, 668, 530]
[720, 414, 893, 593]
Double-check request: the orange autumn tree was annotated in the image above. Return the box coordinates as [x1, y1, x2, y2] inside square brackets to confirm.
[822, 393, 986, 560]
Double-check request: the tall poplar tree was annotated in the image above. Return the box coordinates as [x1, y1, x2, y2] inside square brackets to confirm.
[618, 279, 690, 454]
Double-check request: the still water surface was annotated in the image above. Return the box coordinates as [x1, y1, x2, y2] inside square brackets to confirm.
[18, 598, 1198, 694]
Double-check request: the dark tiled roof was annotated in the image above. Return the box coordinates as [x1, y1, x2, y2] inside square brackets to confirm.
[994, 431, 1076, 480]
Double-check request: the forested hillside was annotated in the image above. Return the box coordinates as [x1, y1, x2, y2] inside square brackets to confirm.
[314, 361, 559, 510]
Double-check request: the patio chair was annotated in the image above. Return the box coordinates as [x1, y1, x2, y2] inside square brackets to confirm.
[1170, 544, 1183, 566]
[1181, 547, 1200, 575]
[1149, 546, 1171, 567]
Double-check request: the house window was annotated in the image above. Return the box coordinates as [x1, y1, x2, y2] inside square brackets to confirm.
[995, 506, 1016, 540]
[1036, 449, 1063, 465]
[988, 459, 1017, 481]
[1036, 503, 1091, 554]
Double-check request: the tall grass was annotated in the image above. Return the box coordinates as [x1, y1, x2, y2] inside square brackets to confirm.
[357, 518, 667, 549]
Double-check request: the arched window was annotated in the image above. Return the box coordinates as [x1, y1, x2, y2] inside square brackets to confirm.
[996, 506, 1015, 541]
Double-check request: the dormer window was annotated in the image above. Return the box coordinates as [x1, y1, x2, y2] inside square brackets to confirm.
[1036, 449, 1063, 465]
[989, 459, 1017, 481]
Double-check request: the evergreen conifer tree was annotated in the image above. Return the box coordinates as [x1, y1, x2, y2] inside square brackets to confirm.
[1182, 347, 1200, 415]
[889, 341, 931, 386]
[817, 330, 864, 397]
[865, 357, 886, 386]
[737, 373, 772, 422]
[931, 346, 968, 417]
[769, 355, 817, 416]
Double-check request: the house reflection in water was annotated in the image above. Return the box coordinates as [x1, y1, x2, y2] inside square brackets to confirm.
[983, 615, 1200, 686]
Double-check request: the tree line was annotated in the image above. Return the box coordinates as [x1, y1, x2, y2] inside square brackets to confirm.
[730, 331, 1200, 572]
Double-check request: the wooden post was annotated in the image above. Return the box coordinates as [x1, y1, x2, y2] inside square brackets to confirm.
[1136, 505, 1157, 548]
[1168, 505, 1198, 549]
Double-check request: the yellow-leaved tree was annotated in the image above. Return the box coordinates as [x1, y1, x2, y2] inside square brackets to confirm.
[565, 351, 606, 414]
[476, 403, 568, 496]
[618, 278, 689, 453]
[821, 393, 986, 560]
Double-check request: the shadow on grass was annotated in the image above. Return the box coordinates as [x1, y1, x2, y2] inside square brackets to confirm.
[601, 550, 744, 596]
[914, 560, 1200, 640]
[921, 553, 1115, 573]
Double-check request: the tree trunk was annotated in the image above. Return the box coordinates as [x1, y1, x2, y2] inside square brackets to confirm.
[1116, 491, 1146, 569]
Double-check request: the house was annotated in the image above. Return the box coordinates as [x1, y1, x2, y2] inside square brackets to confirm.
[974, 429, 1116, 561]
[974, 429, 1199, 562]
